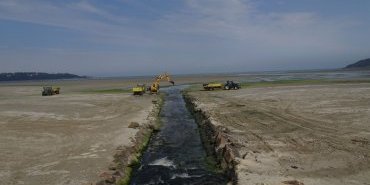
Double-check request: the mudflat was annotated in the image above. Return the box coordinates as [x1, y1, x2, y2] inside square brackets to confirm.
[187, 83, 370, 185]
[0, 75, 227, 185]
[0, 80, 156, 185]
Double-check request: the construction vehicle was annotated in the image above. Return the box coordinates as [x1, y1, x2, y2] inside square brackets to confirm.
[224, 80, 240, 90]
[42, 86, 60, 96]
[203, 81, 240, 91]
[148, 73, 175, 94]
[203, 83, 223, 90]
[132, 84, 146, 95]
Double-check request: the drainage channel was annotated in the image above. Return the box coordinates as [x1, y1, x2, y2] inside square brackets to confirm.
[130, 86, 228, 185]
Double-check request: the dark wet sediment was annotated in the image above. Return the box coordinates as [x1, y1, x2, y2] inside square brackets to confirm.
[130, 87, 228, 185]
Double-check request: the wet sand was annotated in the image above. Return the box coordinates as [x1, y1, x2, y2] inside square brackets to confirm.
[1, 71, 370, 185]
[187, 83, 370, 185]
[0, 80, 156, 185]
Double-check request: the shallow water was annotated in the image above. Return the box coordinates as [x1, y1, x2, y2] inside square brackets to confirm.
[130, 86, 227, 185]
[236, 69, 370, 82]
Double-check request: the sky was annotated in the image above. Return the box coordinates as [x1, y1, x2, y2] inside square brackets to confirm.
[0, 0, 369, 77]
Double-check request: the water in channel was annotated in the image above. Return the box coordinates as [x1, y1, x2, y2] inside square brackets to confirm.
[130, 86, 228, 185]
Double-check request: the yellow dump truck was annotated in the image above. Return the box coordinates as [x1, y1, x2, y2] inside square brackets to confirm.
[132, 84, 146, 95]
[203, 83, 223, 91]
[203, 81, 241, 91]
[42, 86, 60, 96]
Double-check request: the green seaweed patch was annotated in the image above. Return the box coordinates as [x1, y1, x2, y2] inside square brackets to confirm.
[185, 79, 370, 92]
[241, 79, 370, 88]
[151, 94, 165, 131]
[203, 155, 224, 174]
[118, 95, 164, 185]
[81, 88, 131, 94]
[183, 84, 203, 92]
[117, 167, 133, 185]
[118, 131, 153, 185]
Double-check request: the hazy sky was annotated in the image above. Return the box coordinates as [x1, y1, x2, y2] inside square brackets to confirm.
[0, 0, 369, 76]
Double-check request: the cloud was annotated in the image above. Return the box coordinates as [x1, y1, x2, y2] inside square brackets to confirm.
[0, 0, 369, 75]
[0, 0, 360, 47]
[0, 0, 126, 37]
[158, 0, 370, 64]
[186, 0, 251, 19]
[159, 1, 337, 43]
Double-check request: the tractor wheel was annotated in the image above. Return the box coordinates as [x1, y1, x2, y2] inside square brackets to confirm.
[225, 86, 230, 90]
[234, 86, 239, 90]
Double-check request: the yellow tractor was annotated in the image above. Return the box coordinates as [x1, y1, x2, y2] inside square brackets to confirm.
[148, 73, 175, 94]
[132, 84, 146, 95]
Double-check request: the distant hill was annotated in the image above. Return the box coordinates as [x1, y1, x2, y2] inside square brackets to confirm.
[345, 58, 370, 69]
[0, 72, 86, 81]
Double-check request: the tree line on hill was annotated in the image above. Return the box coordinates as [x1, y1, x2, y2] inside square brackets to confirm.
[0, 72, 86, 81]
[345, 58, 370, 69]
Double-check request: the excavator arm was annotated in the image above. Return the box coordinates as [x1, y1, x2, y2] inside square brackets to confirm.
[165, 75, 175, 86]
[149, 73, 174, 94]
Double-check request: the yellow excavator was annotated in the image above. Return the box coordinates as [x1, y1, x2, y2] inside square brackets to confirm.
[148, 73, 175, 94]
